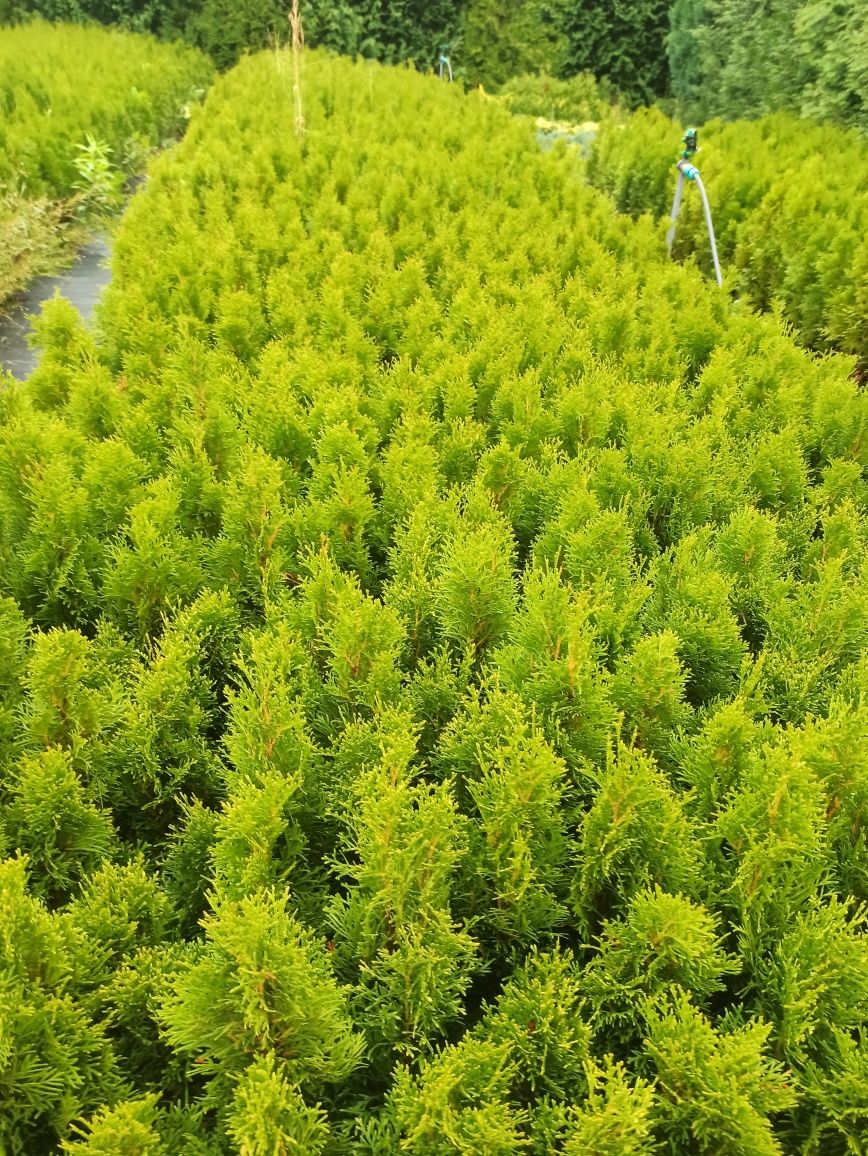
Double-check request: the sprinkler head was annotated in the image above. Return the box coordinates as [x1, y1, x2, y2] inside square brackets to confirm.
[681, 128, 699, 158]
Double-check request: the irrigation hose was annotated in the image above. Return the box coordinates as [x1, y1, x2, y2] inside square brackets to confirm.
[666, 170, 685, 257]
[694, 173, 723, 287]
[668, 160, 723, 288]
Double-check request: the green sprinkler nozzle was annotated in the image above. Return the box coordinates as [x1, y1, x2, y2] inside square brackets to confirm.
[681, 128, 699, 160]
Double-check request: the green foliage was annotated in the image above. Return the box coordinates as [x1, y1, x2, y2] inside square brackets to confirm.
[313, 0, 465, 68]
[71, 135, 124, 216]
[0, 187, 67, 305]
[572, 745, 701, 934]
[563, 1058, 655, 1154]
[184, 0, 290, 71]
[611, 631, 691, 756]
[0, 596, 29, 761]
[386, 1036, 529, 1152]
[3, 747, 116, 905]
[67, 858, 173, 963]
[461, 0, 567, 90]
[0, 20, 210, 306]
[63, 1096, 167, 1154]
[434, 519, 517, 656]
[327, 735, 477, 1065]
[0, 857, 123, 1151]
[667, 0, 868, 132]
[479, 948, 591, 1101]
[667, 0, 705, 113]
[688, 0, 803, 123]
[0, 21, 211, 199]
[226, 1054, 331, 1154]
[498, 70, 616, 122]
[1, 47, 867, 1155]
[160, 889, 364, 1090]
[581, 889, 737, 1051]
[713, 746, 830, 961]
[644, 991, 796, 1154]
[794, 0, 868, 131]
[588, 107, 868, 363]
[463, 728, 569, 944]
[754, 899, 868, 1070]
[494, 565, 614, 764]
[558, 0, 671, 104]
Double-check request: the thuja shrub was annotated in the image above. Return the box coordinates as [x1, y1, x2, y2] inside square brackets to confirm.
[0, 21, 211, 199]
[1, 48, 867, 1153]
[0, 22, 211, 305]
[587, 105, 868, 362]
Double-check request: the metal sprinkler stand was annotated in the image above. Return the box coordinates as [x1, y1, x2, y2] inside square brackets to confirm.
[666, 128, 723, 287]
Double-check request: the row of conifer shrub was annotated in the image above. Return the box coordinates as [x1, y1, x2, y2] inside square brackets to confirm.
[0, 21, 212, 198]
[0, 21, 212, 304]
[1, 49, 867, 1154]
[587, 105, 868, 365]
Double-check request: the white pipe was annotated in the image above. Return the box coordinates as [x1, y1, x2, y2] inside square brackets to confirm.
[667, 170, 686, 256]
[668, 160, 723, 288]
[694, 173, 723, 287]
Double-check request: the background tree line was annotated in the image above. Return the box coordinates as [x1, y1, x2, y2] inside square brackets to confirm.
[0, 0, 864, 135]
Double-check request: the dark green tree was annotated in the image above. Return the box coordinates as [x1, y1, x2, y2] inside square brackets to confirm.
[460, 0, 567, 89]
[558, 0, 670, 104]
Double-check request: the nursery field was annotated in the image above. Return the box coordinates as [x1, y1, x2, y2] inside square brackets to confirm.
[2, 49, 868, 1154]
[0, 21, 211, 304]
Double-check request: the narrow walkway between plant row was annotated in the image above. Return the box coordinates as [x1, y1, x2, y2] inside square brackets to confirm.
[0, 233, 112, 380]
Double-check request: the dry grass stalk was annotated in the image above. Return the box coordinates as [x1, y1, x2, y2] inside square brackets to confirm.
[289, 0, 305, 139]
